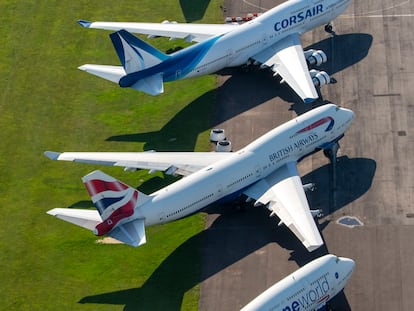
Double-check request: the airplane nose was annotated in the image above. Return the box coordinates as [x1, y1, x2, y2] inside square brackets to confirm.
[342, 107, 355, 122]
[339, 256, 355, 274]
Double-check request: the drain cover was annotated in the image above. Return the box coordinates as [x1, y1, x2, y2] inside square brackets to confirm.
[337, 216, 364, 228]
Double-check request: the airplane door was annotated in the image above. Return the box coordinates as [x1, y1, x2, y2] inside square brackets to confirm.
[175, 69, 182, 79]
[255, 164, 262, 178]
[217, 184, 223, 198]
[262, 33, 268, 46]
[226, 49, 234, 65]
[158, 212, 166, 223]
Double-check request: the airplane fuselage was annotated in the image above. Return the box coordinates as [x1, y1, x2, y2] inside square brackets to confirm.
[241, 254, 355, 311]
[126, 0, 352, 84]
[133, 104, 353, 226]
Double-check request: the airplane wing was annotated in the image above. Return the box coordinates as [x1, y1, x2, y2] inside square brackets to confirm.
[78, 20, 239, 42]
[243, 162, 323, 252]
[44, 151, 233, 176]
[252, 33, 318, 103]
[47, 208, 146, 247]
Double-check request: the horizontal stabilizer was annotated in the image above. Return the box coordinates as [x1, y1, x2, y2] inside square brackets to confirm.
[78, 64, 125, 84]
[109, 218, 146, 247]
[78, 19, 92, 28]
[47, 208, 101, 231]
[131, 73, 164, 95]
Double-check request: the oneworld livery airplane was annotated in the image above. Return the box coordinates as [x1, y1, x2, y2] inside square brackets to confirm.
[45, 104, 354, 251]
[78, 0, 352, 102]
[241, 254, 355, 311]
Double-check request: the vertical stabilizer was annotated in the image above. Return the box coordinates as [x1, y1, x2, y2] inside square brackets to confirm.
[110, 29, 169, 74]
[82, 170, 150, 241]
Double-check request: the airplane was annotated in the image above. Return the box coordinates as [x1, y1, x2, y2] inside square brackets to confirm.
[241, 254, 355, 311]
[45, 103, 354, 251]
[77, 0, 352, 102]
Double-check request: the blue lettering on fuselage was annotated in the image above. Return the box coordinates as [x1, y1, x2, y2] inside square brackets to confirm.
[282, 275, 330, 310]
[274, 4, 323, 32]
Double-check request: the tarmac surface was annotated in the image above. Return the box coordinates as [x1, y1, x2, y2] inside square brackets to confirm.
[198, 0, 414, 310]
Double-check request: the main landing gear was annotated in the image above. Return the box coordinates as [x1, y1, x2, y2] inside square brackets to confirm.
[323, 142, 340, 163]
[324, 23, 335, 35]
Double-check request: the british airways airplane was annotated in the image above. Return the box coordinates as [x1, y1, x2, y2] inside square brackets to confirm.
[78, 0, 352, 102]
[241, 254, 355, 311]
[45, 104, 354, 251]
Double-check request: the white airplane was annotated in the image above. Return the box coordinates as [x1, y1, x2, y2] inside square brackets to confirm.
[78, 0, 352, 102]
[241, 254, 355, 311]
[45, 104, 354, 251]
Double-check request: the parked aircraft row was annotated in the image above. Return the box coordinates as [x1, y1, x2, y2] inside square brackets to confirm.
[77, 0, 351, 103]
[45, 0, 356, 308]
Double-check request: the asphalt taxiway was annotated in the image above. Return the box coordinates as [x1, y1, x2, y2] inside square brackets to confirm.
[198, 0, 414, 310]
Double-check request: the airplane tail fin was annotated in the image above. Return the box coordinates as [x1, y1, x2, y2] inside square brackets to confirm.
[108, 30, 169, 95]
[110, 29, 169, 74]
[79, 30, 169, 95]
[82, 170, 151, 246]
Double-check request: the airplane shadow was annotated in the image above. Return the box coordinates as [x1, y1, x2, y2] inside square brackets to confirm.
[306, 33, 373, 77]
[78, 156, 374, 310]
[179, 0, 211, 22]
[302, 156, 377, 216]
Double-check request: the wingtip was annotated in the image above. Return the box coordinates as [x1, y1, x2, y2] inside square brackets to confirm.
[306, 243, 324, 252]
[78, 19, 92, 28]
[44, 151, 61, 160]
[46, 208, 59, 216]
[78, 64, 88, 71]
[303, 97, 317, 104]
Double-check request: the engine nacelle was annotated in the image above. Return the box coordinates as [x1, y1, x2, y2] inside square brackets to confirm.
[310, 69, 330, 87]
[303, 183, 316, 192]
[210, 128, 226, 142]
[305, 49, 327, 67]
[216, 140, 232, 152]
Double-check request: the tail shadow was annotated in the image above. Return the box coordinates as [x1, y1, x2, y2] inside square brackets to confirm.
[179, 0, 211, 22]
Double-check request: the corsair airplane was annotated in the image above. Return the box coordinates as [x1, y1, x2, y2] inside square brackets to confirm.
[78, 0, 352, 102]
[45, 104, 354, 251]
[241, 254, 355, 311]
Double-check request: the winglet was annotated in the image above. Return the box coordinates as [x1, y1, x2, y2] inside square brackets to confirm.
[303, 98, 316, 104]
[78, 20, 92, 28]
[44, 151, 61, 160]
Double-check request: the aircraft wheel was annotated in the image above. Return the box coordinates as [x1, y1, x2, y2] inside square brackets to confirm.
[325, 23, 333, 33]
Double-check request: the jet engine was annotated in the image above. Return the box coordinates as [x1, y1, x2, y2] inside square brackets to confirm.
[216, 140, 232, 152]
[310, 69, 331, 87]
[304, 49, 327, 67]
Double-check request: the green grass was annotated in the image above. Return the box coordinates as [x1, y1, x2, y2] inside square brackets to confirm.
[0, 1, 222, 310]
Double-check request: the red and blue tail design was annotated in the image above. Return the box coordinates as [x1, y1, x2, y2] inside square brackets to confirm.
[296, 116, 334, 135]
[82, 170, 150, 236]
